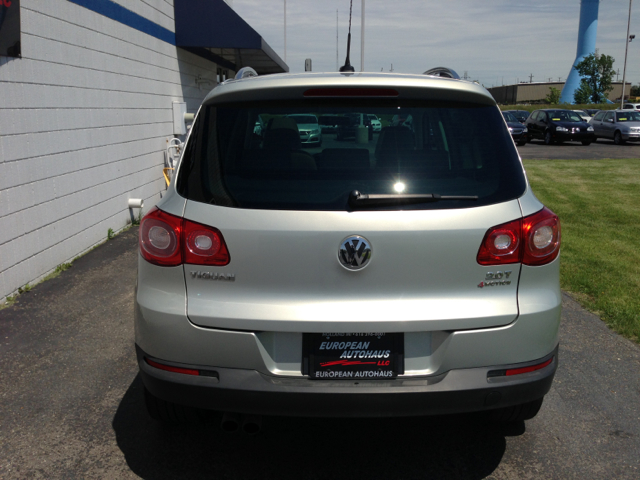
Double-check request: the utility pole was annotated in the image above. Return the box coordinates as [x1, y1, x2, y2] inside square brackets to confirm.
[390, 64, 394, 72]
[621, 0, 633, 108]
[361, 0, 365, 72]
[336, 9, 339, 71]
[529, 73, 534, 83]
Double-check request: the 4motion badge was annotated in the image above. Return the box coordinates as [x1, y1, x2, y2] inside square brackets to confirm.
[478, 270, 512, 288]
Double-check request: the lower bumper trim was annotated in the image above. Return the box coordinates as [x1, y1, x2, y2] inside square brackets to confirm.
[137, 345, 558, 418]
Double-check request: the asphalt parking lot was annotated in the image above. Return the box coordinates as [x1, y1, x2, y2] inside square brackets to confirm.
[1, 221, 639, 479]
[291, 131, 640, 162]
[518, 138, 640, 160]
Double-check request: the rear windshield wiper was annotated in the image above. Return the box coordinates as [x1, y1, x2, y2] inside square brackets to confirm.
[348, 190, 478, 209]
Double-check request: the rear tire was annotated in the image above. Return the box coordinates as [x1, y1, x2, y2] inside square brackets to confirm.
[144, 387, 210, 423]
[490, 397, 544, 422]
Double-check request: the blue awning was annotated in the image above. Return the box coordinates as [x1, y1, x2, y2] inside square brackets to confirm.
[174, 0, 288, 74]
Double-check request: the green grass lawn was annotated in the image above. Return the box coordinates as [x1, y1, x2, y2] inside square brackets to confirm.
[523, 158, 640, 342]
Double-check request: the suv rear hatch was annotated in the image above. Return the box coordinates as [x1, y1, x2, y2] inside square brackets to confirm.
[176, 78, 527, 332]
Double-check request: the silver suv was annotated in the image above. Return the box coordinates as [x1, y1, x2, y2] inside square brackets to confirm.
[135, 70, 561, 426]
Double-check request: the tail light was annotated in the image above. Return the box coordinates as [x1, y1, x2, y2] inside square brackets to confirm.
[139, 207, 230, 267]
[183, 219, 230, 266]
[139, 208, 182, 266]
[477, 207, 560, 266]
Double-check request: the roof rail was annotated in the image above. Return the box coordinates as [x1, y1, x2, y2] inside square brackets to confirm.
[423, 67, 460, 80]
[235, 67, 259, 80]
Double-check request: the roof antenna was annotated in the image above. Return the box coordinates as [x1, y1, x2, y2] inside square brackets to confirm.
[339, 0, 355, 72]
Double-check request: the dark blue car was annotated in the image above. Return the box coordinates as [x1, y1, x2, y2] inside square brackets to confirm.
[503, 112, 528, 146]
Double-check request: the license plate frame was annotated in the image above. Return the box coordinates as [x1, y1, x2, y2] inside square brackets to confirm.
[302, 333, 404, 380]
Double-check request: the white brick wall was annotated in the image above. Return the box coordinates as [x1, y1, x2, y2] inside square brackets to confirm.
[0, 0, 224, 300]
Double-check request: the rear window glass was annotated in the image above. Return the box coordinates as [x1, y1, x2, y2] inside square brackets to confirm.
[177, 100, 526, 211]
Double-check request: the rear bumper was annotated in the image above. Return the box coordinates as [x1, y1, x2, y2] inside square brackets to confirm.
[137, 344, 558, 418]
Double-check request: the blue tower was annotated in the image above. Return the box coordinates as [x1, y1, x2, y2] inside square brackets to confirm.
[560, 0, 600, 104]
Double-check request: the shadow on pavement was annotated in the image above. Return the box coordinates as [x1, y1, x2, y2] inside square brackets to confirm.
[113, 375, 524, 480]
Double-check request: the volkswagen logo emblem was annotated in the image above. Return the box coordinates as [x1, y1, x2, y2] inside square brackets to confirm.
[338, 236, 372, 270]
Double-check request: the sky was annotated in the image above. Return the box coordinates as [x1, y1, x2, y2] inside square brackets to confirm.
[230, 0, 640, 88]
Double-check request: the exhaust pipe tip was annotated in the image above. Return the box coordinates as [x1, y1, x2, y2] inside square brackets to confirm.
[241, 415, 262, 435]
[221, 412, 240, 432]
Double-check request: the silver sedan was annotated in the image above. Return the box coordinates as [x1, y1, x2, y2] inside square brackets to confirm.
[590, 110, 640, 144]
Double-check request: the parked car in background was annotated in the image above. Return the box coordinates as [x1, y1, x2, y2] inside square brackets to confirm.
[621, 103, 640, 111]
[572, 110, 592, 122]
[337, 113, 373, 141]
[525, 109, 594, 145]
[590, 109, 640, 144]
[319, 115, 339, 134]
[502, 111, 528, 146]
[367, 114, 382, 132]
[287, 114, 322, 146]
[584, 109, 601, 117]
[504, 110, 530, 124]
[136, 69, 561, 426]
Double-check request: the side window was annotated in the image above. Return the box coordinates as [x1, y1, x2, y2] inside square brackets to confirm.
[593, 111, 604, 121]
[604, 112, 614, 122]
[530, 111, 539, 121]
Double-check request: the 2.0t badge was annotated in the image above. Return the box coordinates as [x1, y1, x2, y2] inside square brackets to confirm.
[338, 235, 372, 270]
